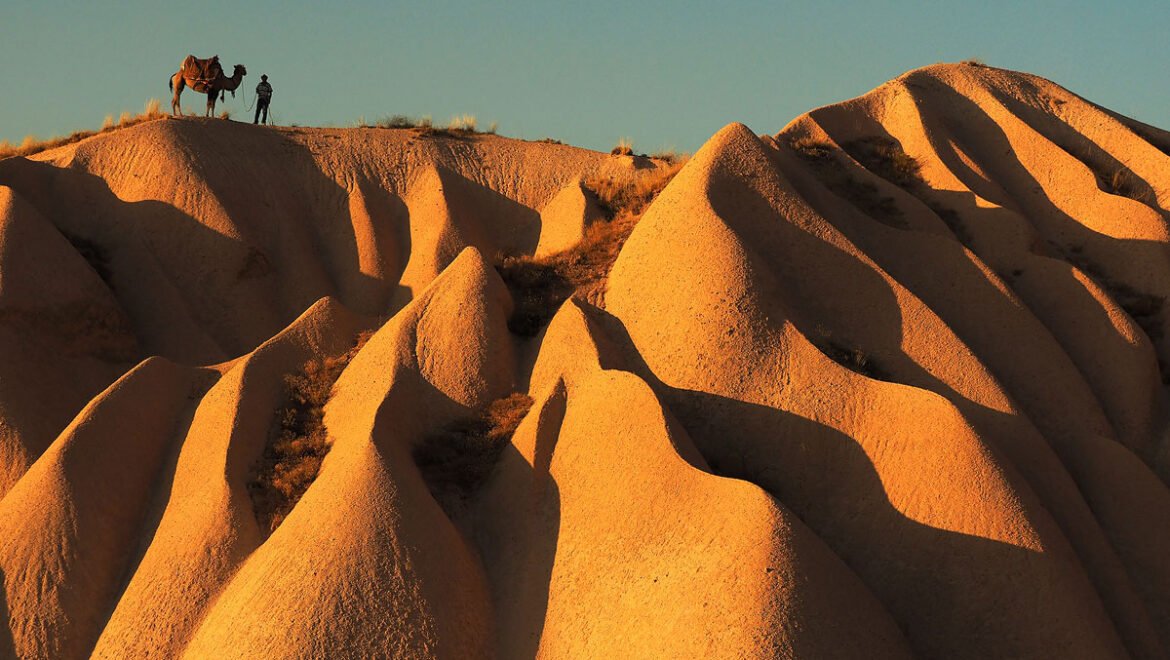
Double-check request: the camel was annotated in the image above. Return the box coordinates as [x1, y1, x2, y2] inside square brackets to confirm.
[202, 64, 247, 117]
[168, 56, 247, 117]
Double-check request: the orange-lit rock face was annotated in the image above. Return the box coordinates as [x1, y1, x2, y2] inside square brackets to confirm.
[0, 63, 1167, 658]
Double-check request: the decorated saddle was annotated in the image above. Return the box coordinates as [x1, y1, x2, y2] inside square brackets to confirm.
[180, 54, 223, 93]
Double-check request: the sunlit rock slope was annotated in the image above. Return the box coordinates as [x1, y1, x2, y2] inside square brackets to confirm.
[0, 62, 1168, 658]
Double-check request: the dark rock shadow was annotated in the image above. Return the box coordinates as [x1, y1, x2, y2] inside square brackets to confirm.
[582, 305, 1124, 658]
[431, 163, 543, 259]
[913, 82, 1169, 375]
[0, 122, 402, 365]
[0, 581, 14, 659]
[467, 383, 563, 659]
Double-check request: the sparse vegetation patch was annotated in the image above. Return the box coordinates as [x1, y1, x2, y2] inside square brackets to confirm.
[789, 136, 835, 160]
[611, 137, 634, 156]
[448, 114, 478, 132]
[842, 136, 922, 188]
[0, 99, 167, 161]
[496, 159, 686, 334]
[649, 148, 684, 164]
[814, 339, 891, 380]
[414, 393, 534, 517]
[248, 330, 374, 536]
[795, 134, 974, 244]
[377, 114, 419, 129]
[791, 135, 909, 229]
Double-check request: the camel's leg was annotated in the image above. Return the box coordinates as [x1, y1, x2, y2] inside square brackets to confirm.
[205, 91, 215, 117]
[170, 74, 184, 116]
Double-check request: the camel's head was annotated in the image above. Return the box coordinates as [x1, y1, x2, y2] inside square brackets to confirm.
[234, 64, 247, 77]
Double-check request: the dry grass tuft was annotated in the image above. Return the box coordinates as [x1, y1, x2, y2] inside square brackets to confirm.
[1097, 167, 1154, 203]
[610, 137, 634, 156]
[414, 393, 534, 517]
[248, 330, 374, 535]
[377, 114, 418, 129]
[496, 159, 687, 334]
[411, 114, 495, 139]
[448, 114, 478, 132]
[1107, 169, 1128, 195]
[0, 99, 167, 161]
[217, 110, 232, 121]
[586, 161, 686, 219]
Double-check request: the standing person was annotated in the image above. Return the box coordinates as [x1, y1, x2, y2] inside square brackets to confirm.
[254, 74, 273, 125]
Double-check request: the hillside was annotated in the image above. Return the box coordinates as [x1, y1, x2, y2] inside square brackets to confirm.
[0, 61, 1168, 658]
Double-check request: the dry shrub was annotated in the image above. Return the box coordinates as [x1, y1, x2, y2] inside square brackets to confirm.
[586, 160, 686, 219]
[815, 339, 890, 380]
[448, 114, 478, 132]
[496, 159, 687, 334]
[649, 148, 685, 164]
[414, 393, 534, 517]
[789, 135, 835, 160]
[218, 110, 232, 120]
[495, 258, 573, 336]
[795, 143, 908, 229]
[838, 136, 975, 243]
[248, 330, 374, 535]
[611, 137, 634, 156]
[377, 114, 417, 129]
[843, 136, 922, 188]
[794, 133, 974, 239]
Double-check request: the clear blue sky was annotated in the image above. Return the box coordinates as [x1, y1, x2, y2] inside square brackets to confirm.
[2, 1, 1167, 153]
